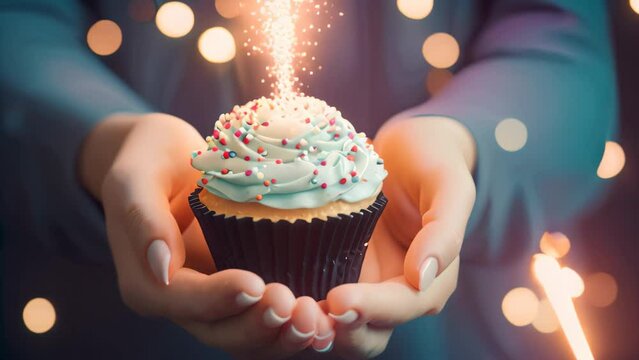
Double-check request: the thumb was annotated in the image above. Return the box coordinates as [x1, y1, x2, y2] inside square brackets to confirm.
[404, 168, 475, 291]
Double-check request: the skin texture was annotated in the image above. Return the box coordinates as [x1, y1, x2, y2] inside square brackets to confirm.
[80, 113, 476, 359]
[80, 113, 332, 359]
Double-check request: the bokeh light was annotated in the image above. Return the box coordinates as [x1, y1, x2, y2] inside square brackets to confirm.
[397, 0, 434, 20]
[86, 20, 122, 56]
[561, 267, 585, 298]
[128, 0, 156, 22]
[597, 141, 626, 179]
[198, 27, 237, 63]
[631, 0, 639, 14]
[23, 298, 56, 334]
[532, 298, 560, 333]
[216, 0, 241, 19]
[422, 32, 460, 69]
[539, 231, 571, 258]
[583, 272, 618, 307]
[155, 1, 195, 38]
[426, 69, 453, 96]
[502, 287, 539, 326]
[495, 118, 528, 152]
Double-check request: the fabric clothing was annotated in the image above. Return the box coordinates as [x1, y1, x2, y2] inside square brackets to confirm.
[0, 0, 617, 358]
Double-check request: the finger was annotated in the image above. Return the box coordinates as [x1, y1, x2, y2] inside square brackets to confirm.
[311, 308, 335, 353]
[405, 169, 475, 291]
[327, 257, 459, 327]
[184, 283, 295, 352]
[279, 297, 319, 351]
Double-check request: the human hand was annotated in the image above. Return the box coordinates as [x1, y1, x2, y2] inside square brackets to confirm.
[325, 116, 477, 359]
[80, 113, 330, 358]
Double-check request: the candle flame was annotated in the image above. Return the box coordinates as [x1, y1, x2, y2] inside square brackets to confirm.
[533, 254, 594, 360]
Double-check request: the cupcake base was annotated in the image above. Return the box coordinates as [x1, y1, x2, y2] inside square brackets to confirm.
[189, 188, 387, 300]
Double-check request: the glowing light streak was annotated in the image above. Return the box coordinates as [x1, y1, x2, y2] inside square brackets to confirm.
[533, 254, 594, 360]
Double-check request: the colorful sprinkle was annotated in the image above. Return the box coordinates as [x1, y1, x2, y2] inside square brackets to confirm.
[271, 178, 277, 184]
[229, 151, 237, 158]
[220, 138, 227, 146]
[377, 159, 384, 165]
[245, 170, 252, 176]
[281, 138, 288, 145]
[351, 146, 358, 152]
[348, 132, 355, 139]
[257, 172, 265, 180]
[334, 134, 340, 139]
[295, 143, 302, 150]
[221, 168, 229, 175]
[243, 137, 251, 144]
[275, 159, 282, 164]
[320, 160, 327, 166]
[329, 118, 336, 125]
[244, 156, 251, 161]
[347, 155, 355, 161]
[211, 147, 219, 152]
[224, 122, 231, 129]
[339, 178, 347, 185]
[352, 176, 360, 183]
[255, 194, 263, 201]
[223, 151, 230, 159]
[234, 130, 242, 137]
[197, 151, 202, 155]
[311, 178, 318, 184]
[263, 180, 270, 186]
[257, 146, 264, 153]
[261, 122, 269, 127]
[321, 183, 328, 189]
[350, 171, 357, 177]
[213, 129, 220, 139]
[305, 117, 311, 124]
[313, 169, 319, 175]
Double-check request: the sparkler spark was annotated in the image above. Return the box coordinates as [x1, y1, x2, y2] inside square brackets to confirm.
[261, 0, 303, 98]
[533, 254, 594, 360]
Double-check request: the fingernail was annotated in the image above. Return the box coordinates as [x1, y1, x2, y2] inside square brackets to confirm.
[313, 340, 334, 353]
[328, 309, 358, 324]
[419, 257, 438, 292]
[147, 240, 170, 285]
[285, 324, 315, 343]
[314, 330, 334, 341]
[236, 292, 262, 307]
[263, 307, 290, 328]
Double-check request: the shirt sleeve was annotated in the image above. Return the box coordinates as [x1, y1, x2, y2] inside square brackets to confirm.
[395, 0, 618, 257]
[0, 0, 152, 260]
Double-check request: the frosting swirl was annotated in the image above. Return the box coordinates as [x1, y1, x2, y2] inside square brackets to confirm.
[191, 96, 387, 209]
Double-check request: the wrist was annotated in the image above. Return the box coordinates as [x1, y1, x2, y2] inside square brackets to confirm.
[79, 113, 146, 199]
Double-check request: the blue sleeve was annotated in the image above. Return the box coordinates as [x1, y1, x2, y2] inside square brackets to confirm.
[0, 0, 151, 259]
[396, 0, 618, 255]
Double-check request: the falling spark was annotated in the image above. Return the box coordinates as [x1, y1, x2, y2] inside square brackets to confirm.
[261, 0, 303, 98]
[533, 254, 594, 360]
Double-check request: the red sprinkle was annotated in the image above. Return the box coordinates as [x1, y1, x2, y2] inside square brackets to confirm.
[320, 160, 327, 166]
[243, 137, 251, 144]
[211, 147, 219, 152]
[275, 159, 282, 164]
[223, 151, 230, 159]
[334, 134, 340, 139]
[244, 156, 251, 161]
[347, 155, 355, 161]
[339, 178, 347, 185]
[305, 118, 311, 124]
[257, 146, 264, 153]
[263, 180, 270, 187]
[245, 170, 253, 176]
[351, 146, 358, 152]
[220, 138, 227, 146]
[197, 151, 202, 155]
[348, 132, 354, 139]
[224, 122, 231, 129]
[201, 178, 208, 185]
[350, 171, 357, 177]
[271, 178, 277, 184]
[321, 183, 328, 189]
[221, 168, 229, 175]
[295, 143, 302, 150]
[251, 103, 259, 111]
[255, 194, 263, 201]
[313, 169, 319, 175]
[234, 130, 242, 137]
[261, 122, 269, 127]
[213, 129, 220, 139]
[257, 157, 264, 162]
[281, 138, 288, 145]
[329, 118, 336, 125]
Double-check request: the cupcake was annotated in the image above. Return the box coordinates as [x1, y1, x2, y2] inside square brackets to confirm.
[189, 96, 387, 300]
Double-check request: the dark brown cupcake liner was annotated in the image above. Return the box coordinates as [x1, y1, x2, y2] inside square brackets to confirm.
[189, 188, 387, 300]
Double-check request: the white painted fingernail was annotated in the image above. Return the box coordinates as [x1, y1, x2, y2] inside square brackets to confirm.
[328, 310, 358, 324]
[147, 240, 171, 285]
[236, 292, 262, 307]
[263, 307, 290, 328]
[313, 340, 334, 353]
[314, 330, 334, 341]
[285, 324, 315, 343]
[419, 257, 438, 292]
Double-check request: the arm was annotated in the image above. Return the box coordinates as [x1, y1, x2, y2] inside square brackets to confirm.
[328, 1, 617, 357]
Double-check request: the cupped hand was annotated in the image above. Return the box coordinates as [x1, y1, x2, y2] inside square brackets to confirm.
[80, 113, 330, 358]
[325, 116, 477, 359]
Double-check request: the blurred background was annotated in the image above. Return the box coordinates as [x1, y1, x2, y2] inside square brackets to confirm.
[1, 0, 638, 359]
